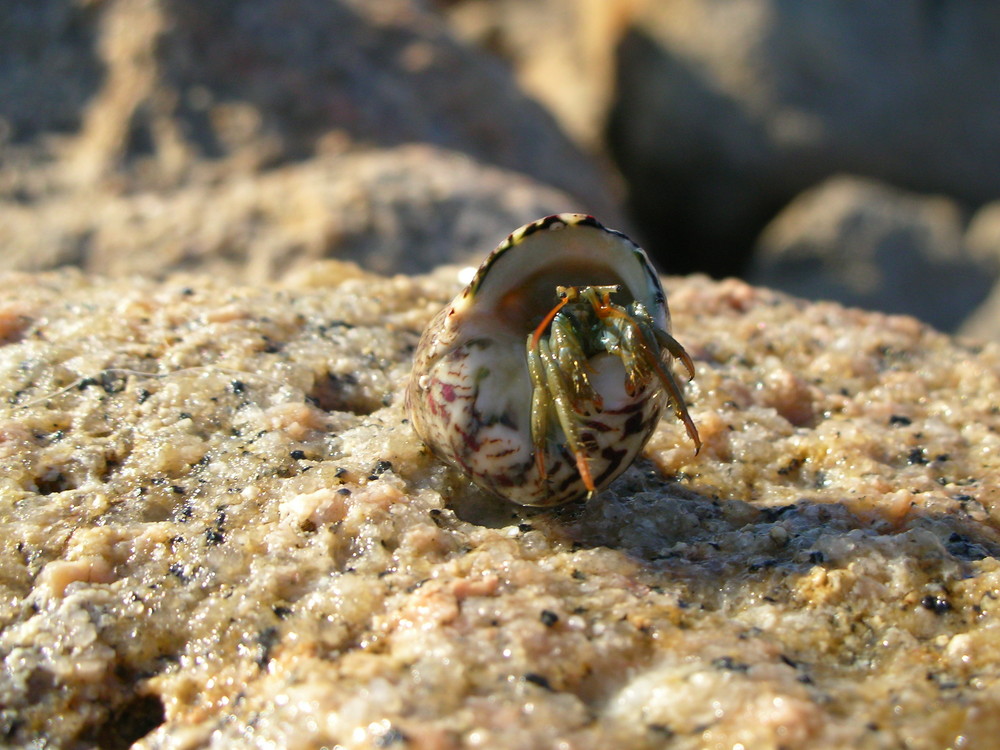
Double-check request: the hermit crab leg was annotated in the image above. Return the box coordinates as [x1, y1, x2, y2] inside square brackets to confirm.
[528, 289, 589, 481]
[651, 340, 701, 453]
[530, 290, 573, 349]
[525, 336, 552, 482]
[654, 328, 697, 382]
[527, 292, 577, 482]
[527, 332, 599, 495]
[596, 308, 647, 397]
[598, 305, 702, 453]
[549, 314, 602, 409]
[537, 337, 598, 495]
[527, 287, 612, 491]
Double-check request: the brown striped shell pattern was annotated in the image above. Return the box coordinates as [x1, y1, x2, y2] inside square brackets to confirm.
[406, 214, 701, 506]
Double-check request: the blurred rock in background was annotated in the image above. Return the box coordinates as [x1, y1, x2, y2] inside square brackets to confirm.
[3, 0, 1000, 338]
[610, 1, 1000, 275]
[746, 176, 997, 334]
[438, 0, 1000, 338]
[0, 144, 577, 280]
[437, 0, 631, 152]
[960, 203, 1000, 340]
[0, 0, 617, 280]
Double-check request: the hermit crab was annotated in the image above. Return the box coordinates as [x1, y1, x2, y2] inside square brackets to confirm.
[406, 213, 700, 506]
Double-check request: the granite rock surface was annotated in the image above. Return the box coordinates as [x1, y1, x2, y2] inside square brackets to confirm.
[1, 265, 998, 748]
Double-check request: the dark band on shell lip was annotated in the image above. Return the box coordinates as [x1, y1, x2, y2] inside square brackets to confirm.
[467, 213, 651, 296]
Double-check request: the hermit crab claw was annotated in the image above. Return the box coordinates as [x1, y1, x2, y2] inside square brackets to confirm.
[406, 213, 700, 507]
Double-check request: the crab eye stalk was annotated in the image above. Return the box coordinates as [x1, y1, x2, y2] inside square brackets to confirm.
[406, 213, 700, 507]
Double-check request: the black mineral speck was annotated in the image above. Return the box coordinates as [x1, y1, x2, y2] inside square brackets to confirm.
[648, 724, 675, 738]
[907, 448, 928, 465]
[205, 529, 224, 545]
[524, 673, 553, 690]
[229, 380, 246, 394]
[776, 458, 802, 476]
[77, 376, 99, 391]
[946, 532, 991, 561]
[920, 595, 952, 614]
[540, 610, 559, 627]
[889, 415, 912, 426]
[369, 460, 393, 480]
[290, 450, 306, 460]
[711, 656, 750, 672]
[373, 726, 409, 747]
[256, 626, 280, 668]
[72, 370, 126, 396]
[168, 563, 191, 584]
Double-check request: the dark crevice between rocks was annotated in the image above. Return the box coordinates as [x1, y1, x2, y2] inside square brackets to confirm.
[35, 470, 78, 495]
[606, 26, 794, 279]
[87, 693, 166, 750]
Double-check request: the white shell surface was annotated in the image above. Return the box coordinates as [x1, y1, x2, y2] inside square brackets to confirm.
[406, 213, 676, 506]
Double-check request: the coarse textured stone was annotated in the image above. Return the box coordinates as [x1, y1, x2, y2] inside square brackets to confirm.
[1, 262, 999, 748]
[607, 1, 1000, 275]
[747, 176, 997, 333]
[0, 145, 579, 280]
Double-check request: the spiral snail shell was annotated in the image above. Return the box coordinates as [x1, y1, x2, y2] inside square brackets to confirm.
[406, 214, 700, 506]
